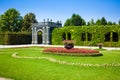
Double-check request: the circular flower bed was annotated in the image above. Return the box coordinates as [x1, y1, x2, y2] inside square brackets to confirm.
[43, 47, 102, 56]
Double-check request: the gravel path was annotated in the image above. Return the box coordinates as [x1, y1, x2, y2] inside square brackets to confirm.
[0, 44, 120, 50]
[0, 77, 14, 80]
[12, 52, 120, 67]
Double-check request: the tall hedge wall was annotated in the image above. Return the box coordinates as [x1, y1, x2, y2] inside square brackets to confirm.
[0, 33, 5, 45]
[0, 32, 32, 45]
[52, 25, 120, 47]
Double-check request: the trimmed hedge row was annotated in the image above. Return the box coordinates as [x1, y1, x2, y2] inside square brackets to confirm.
[0, 32, 32, 45]
[0, 33, 5, 45]
[52, 25, 120, 47]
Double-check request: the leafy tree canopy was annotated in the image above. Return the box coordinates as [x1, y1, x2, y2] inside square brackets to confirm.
[95, 17, 107, 25]
[22, 12, 38, 31]
[95, 19, 101, 25]
[87, 19, 94, 26]
[64, 13, 86, 26]
[107, 21, 113, 25]
[101, 17, 107, 25]
[119, 20, 120, 25]
[64, 18, 71, 26]
[0, 8, 23, 32]
[113, 22, 116, 25]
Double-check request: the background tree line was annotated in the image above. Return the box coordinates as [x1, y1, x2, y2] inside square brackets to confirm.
[0, 8, 38, 32]
[64, 13, 120, 26]
[0, 8, 120, 32]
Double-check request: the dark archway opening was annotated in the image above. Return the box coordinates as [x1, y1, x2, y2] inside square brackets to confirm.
[81, 33, 92, 41]
[88, 33, 92, 41]
[113, 32, 118, 42]
[38, 31, 42, 44]
[62, 32, 66, 40]
[105, 32, 118, 42]
[105, 32, 110, 42]
[81, 33, 86, 41]
[62, 32, 71, 40]
[68, 32, 71, 40]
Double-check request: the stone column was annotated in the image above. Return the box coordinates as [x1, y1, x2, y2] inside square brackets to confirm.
[32, 27, 34, 44]
[42, 27, 45, 44]
[46, 26, 50, 44]
[32, 27, 37, 44]
[34, 27, 38, 44]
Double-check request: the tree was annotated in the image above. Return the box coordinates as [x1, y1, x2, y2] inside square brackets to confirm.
[22, 12, 38, 31]
[118, 20, 120, 25]
[0, 15, 1, 32]
[87, 22, 90, 26]
[64, 18, 71, 26]
[107, 21, 113, 25]
[95, 17, 107, 25]
[64, 13, 86, 26]
[113, 22, 116, 25]
[101, 17, 107, 25]
[70, 14, 82, 26]
[95, 19, 101, 25]
[87, 19, 94, 25]
[0, 8, 23, 32]
[82, 19, 86, 25]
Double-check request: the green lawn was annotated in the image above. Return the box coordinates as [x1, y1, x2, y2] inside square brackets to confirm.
[0, 47, 120, 80]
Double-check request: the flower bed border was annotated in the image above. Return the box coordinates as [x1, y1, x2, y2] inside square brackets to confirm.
[43, 47, 102, 57]
[43, 52, 102, 57]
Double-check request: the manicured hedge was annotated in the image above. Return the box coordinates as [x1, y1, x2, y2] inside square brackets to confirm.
[0, 33, 5, 45]
[0, 32, 32, 45]
[52, 25, 120, 47]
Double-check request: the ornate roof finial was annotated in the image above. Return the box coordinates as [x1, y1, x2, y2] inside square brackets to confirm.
[47, 19, 49, 22]
[50, 19, 52, 22]
[43, 19, 45, 22]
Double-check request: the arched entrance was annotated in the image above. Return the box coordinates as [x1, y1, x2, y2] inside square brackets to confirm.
[37, 30, 43, 44]
[31, 26, 47, 44]
[31, 19, 62, 44]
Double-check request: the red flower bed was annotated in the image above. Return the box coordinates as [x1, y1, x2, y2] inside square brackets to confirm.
[43, 47, 101, 56]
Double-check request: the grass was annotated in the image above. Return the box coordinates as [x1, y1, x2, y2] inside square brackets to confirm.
[0, 47, 120, 80]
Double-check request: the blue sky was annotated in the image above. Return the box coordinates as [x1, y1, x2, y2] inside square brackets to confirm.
[0, 0, 120, 25]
